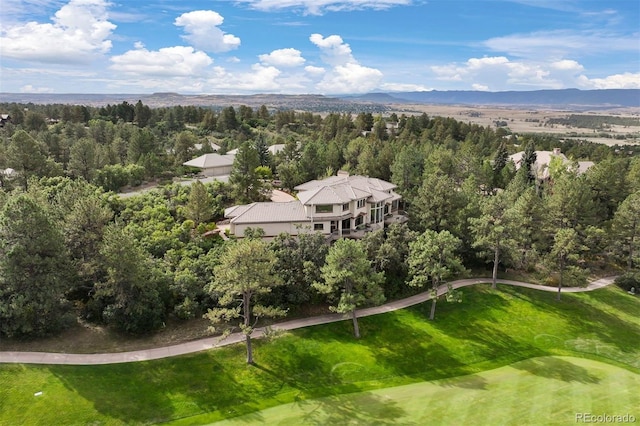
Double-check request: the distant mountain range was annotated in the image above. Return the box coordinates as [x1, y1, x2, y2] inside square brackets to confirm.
[344, 89, 640, 108]
[1, 89, 638, 110]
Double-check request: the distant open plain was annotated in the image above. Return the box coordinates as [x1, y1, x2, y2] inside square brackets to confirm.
[389, 103, 640, 146]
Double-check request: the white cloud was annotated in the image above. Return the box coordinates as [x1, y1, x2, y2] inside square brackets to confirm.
[305, 65, 326, 76]
[259, 48, 306, 67]
[472, 83, 489, 91]
[237, 0, 411, 15]
[309, 33, 354, 66]
[308, 33, 383, 93]
[315, 62, 382, 93]
[174, 10, 240, 53]
[484, 30, 639, 59]
[110, 45, 213, 77]
[0, 0, 115, 63]
[579, 73, 640, 89]
[550, 59, 584, 72]
[380, 82, 430, 92]
[20, 84, 54, 93]
[431, 55, 640, 91]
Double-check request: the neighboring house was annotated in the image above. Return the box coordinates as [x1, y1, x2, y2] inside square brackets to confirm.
[183, 153, 235, 176]
[509, 148, 594, 179]
[0, 168, 16, 187]
[195, 140, 221, 152]
[268, 144, 285, 155]
[0, 114, 11, 127]
[225, 171, 406, 239]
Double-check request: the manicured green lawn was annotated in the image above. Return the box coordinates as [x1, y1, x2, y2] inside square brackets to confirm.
[212, 356, 640, 426]
[0, 285, 638, 425]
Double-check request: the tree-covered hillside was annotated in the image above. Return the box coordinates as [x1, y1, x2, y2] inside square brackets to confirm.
[1, 102, 639, 339]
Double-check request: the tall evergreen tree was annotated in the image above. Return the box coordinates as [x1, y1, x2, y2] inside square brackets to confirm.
[0, 195, 72, 337]
[408, 229, 466, 320]
[314, 239, 385, 338]
[205, 238, 285, 364]
[186, 180, 214, 225]
[229, 142, 262, 203]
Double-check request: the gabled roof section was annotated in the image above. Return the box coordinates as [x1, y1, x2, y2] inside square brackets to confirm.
[294, 175, 346, 191]
[347, 175, 396, 192]
[228, 201, 309, 224]
[295, 174, 396, 192]
[183, 153, 234, 169]
[225, 204, 253, 218]
[295, 174, 397, 205]
[509, 150, 594, 176]
[298, 184, 370, 205]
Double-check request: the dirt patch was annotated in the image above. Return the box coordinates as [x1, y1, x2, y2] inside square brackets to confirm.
[0, 316, 213, 354]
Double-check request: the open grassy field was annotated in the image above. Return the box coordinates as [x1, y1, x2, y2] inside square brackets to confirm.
[213, 356, 639, 426]
[392, 104, 640, 146]
[0, 284, 638, 425]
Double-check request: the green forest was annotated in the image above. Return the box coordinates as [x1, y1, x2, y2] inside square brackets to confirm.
[1, 101, 639, 343]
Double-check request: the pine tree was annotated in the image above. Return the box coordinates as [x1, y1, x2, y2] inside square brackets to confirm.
[0, 195, 72, 337]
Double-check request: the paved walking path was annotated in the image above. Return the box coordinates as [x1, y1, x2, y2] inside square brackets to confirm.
[0, 277, 617, 365]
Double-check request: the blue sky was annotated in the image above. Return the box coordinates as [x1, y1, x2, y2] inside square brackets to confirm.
[1, 0, 638, 94]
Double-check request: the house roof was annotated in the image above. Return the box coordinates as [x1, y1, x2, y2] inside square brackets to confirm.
[509, 150, 594, 177]
[297, 183, 370, 205]
[295, 174, 396, 192]
[183, 153, 234, 169]
[268, 144, 285, 154]
[228, 201, 309, 224]
[295, 174, 397, 205]
[225, 204, 252, 218]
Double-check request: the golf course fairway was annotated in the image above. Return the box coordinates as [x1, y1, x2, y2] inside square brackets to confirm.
[210, 356, 639, 426]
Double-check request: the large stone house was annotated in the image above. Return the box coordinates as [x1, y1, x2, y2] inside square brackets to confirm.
[224, 171, 406, 239]
[509, 147, 594, 179]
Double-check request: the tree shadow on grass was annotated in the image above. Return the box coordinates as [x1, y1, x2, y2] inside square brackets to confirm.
[48, 351, 265, 424]
[511, 357, 601, 384]
[49, 363, 176, 424]
[252, 362, 409, 426]
[502, 286, 640, 357]
[437, 373, 488, 390]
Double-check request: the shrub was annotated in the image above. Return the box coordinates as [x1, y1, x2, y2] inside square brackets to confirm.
[614, 272, 640, 292]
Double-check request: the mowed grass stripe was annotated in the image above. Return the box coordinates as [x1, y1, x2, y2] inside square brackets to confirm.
[1, 285, 638, 425]
[210, 357, 640, 426]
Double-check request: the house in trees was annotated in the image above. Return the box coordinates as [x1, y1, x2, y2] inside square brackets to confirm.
[0, 114, 11, 127]
[509, 147, 594, 179]
[225, 171, 406, 239]
[183, 153, 235, 177]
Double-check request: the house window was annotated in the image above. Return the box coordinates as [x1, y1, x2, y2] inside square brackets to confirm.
[315, 205, 332, 213]
[314, 223, 324, 231]
[357, 199, 366, 208]
[370, 202, 384, 224]
[342, 203, 349, 211]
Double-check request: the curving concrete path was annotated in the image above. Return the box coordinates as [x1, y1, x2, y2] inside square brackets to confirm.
[0, 276, 617, 365]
